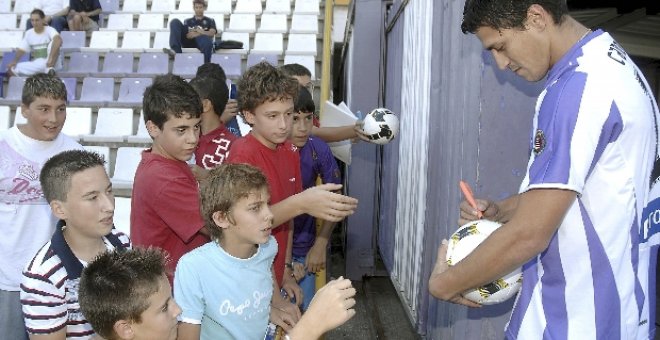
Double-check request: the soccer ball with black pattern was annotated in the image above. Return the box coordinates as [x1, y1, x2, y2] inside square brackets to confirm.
[446, 219, 523, 305]
[361, 108, 399, 145]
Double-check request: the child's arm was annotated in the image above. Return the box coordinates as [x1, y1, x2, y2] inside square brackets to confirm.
[281, 222, 303, 305]
[177, 323, 201, 340]
[306, 219, 335, 273]
[28, 329, 66, 340]
[270, 268, 301, 331]
[286, 277, 356, 340]
[311, 123, 370, 143]
[269, 184, 358, 227]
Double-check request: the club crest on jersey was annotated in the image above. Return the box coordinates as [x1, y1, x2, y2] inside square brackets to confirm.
[533, 129, 545, 155]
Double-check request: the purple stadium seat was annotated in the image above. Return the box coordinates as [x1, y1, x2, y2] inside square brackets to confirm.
[76, 77, 114, 107]
[116, 77, 153, 107]
[172, 53, 204, 79]
[97, 52, 134, 77]
[211, 54, 242, 79]
[60, 52, 100, 78]
[136, 52, 169, 76]
[60, 77, 77, 102]
[0, 51, 30, 77]
[247, 53, 279, 68]
[0, 76, 26, 106]
[100, 0, 119, 12]
[60, 31, 86, 52]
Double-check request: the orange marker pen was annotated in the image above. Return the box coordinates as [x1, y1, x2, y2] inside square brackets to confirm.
[459, 180, 483, 219]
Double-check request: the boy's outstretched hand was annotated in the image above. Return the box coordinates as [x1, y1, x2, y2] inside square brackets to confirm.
[270, 294, 301, 332]
[300, 184, 358, 222]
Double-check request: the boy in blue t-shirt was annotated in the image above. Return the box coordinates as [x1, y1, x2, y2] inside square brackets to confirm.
[289, 86, 342, 311]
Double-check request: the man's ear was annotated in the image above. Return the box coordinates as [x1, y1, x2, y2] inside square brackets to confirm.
[212, 211, 232, 229]
[242, 110, 256, 125]
[50, 200, 67, 220]
[113, 319, 135, 339]
[146, 120, 161, 139]
[201, 98, 213, 113]
[526, 4, 549, 31]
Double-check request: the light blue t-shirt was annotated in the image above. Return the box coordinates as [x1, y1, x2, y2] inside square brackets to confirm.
[174, 237, 277, 340]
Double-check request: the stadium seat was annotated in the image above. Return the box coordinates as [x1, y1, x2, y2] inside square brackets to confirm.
[284, 54, 316, 79]
[122, 0, 147, 13]
[105, 13, 134, 30]
[253, 33, 283, 54]
[167, 13, 189, 27]
[0, 76, 26, 106]
[0, 0, 10, 13]
[286, 33, 317, 55]
[97, 52, 134, 77]
[83, 145, 111, 174]
[116, 78, 153, 107]
[207, 13, 225, 32]
[99, 0, 120, 13]
[294, 0, 320, 14]
[62, 107, 93, 141]
[60, 31, 86, 52]
[0, 105, 10, 131]
[0, 51, 29, 77]
[113, 197, 132, 236]
[0, 31, 24, 52]
[120, 31, 151, 52]
[13, 1, 33, 13]
[17, 14, 30, 30]
[176, 0, 193, 12]
[234, 0, 263, 14]
[151, 31, 171, 51]
[172, 53, 204, 78]
[265, 0, 291, 14]
[150, 0, 176, 13]
[247, 53, 279, 68]
[111, 147, 144, 189]
[290, 14, 318, 34]
[137, 13, 165, 31]
[60, 77, 78, 102]
[77, 77, 114, 106]
[137, 52, 169, 76]
[207, 0, 232, 14]
[258, 14, 287, 33]
[217, 32, 250, 54]
[127, 110, 151, 143]
[0, 13, 18, 30]
[83, 107, 134, 143]
[211, 54, 242, 79]
[227, 13, 256, 33]
[86, 31, 119, 51]
[60, 52, 100, 78]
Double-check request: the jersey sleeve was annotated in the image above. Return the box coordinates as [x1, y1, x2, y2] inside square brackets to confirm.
[20, 259, 67, 334]
[314, 140, 341, 185]
[207, 18, 217, 31]
[173, 255, 205, 325]
[526, 72, 619, 194]
[153, 177, 205, 243]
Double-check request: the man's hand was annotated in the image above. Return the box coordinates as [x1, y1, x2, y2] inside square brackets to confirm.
[189, 164, 210, 181]
[299, 184, 358, 222]
[186, 30, 201, 39]
[458, 199, 499, 226]
[220, 99, 239, 123]
[306, 239, 328, 273]
[270, 294, 301, 331]
[352, 121, 371, 143]
[304, 277, 356, 331]
[292, 262, 306, 281]
[428, 240, 482, 308]
[282, 273, 303, 306]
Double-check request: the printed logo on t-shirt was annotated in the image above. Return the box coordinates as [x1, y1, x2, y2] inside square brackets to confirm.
[217, 288, 270, 321]
[533, 129, 545, 155]
[0, 144, 45, 205]
[201, 136, 233, 169]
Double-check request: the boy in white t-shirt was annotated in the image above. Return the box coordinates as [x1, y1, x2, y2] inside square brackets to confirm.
[8, 9, 62, 77]
[27, 0, 69, 32]
[0, 73, 81, 339]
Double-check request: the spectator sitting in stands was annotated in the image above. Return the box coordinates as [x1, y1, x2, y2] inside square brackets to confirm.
[7, 9, 62, 77]
[67, 0, 101, 33]
[164, 0, 217, 63]
[28, 0, 69, 33]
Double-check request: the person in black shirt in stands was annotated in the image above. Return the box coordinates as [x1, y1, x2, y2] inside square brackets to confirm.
[164, 0, 217, 63]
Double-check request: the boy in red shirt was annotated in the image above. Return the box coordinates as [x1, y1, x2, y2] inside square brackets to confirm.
[130, 74, 209, 279]
[228, 62, 358, 331]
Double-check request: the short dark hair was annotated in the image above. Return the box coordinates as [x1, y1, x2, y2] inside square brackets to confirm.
[193, 0, 207, 7]
[40, 150, 107, 203]
[461, 0, 568, 34]
[189, 76, 229, 117]
[294, 85, 315, 114]
[237, 61, 299, 114]
[196, 62, 227, 83]
[30, 9, 45, 18]
[280, 63, 312, 78]
[79, 248, 169, 340]
[22, 73, 67, 105]
[142, 74, 202, 129]
[199, 164, 269, 241]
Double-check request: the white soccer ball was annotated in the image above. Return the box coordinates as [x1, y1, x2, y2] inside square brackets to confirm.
[446, 219, 522, 305]
[361, 108, 399, 145]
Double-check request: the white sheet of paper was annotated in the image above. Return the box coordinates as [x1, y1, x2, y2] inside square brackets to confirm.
[320, 101, 357, 164]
